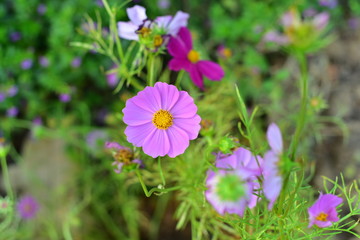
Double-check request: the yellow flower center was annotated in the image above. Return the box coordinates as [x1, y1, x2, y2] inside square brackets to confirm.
[222, 48, 232, 58]
[137, 27, 151, 37]
[187, 50, 200, 63]
[154, 35, 163, 48]
[114, 149, 133, 164]
[152, 110, 173, 130]
[315, 212, 328, 222]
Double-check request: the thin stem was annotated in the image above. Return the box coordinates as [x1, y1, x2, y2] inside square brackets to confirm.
[1, 154, 13, 199]
[175, 70, 185, 88]
[148, 54, 156, 87]
[288, 52, 309, 160]
[135, 169, 180, 197]
[158, 157, 166, 187]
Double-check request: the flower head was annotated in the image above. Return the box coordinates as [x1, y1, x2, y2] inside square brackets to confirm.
[7, 85, 18, 97]
[117, 5, 189, 43]
[106, 65, 119, 87]
[10, 32, 21, 42]
[39, 56, 50, 67]
[71, 57, 82, 68]
[168, 27, 224, 89]
[0, 197, 12, 215]
[105, 141, 143, 173]
[205, 170, 254, 216]
[21, 59, 33, 70]
[7, 107, 19, 117]
[122, 82, 201, 158]
[17, 196, 39, 220]
[37, 4, 47, 15]
[217, 45, 232, 59]
[319, 0, 337, 8]
[263, 123, 283, 210]
[59, 93, 71, 103]
[308, 193, 342, 228]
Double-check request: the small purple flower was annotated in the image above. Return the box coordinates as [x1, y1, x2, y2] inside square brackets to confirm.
[17, 196, 39, 220]
[21, 59, 33, 70]
[71, 57, 82, 68]
[205, 170, 254, 216]
[106, 66, 119, 87]
[37, 4, 46, 15]
[304, 8, 317, 18]
[33, 117, 43, 126]
[319, 0, 338, 9]
[59, 93, 71, 103]
[308, 193, 342, 228]
[168, 27, 224, 89]
[7, 86, 18, 97]
[263, 123, 283, 210]
[95, 0, 104, 7]
[263, 31, 289, 45]
[348, 17, 359, 29]
[39, 56, 49, 67]
[10, 32, 21, 42]
[105, 141, 143, 173]
[217, 45, 232, 59]
[0, 92, 6, 102]
[158, 0, 170, 9]
[7, 107, 19, 117]
[123, 82, 201, 158]
[86, 130, 108, 149]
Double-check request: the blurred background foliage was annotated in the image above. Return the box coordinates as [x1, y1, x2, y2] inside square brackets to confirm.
[1, 0, 360, 239]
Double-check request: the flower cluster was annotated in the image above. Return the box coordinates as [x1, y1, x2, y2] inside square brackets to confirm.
[17, 195, 39, 220]
[206, 123, 284, 215]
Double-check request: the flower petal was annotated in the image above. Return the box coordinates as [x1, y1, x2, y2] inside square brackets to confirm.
[127, 5, 147, 26]
[167, 36, 188, 59]
[173, 114, 201, 140]
[118, 21, 139, 40]
[168, 58, 191, 72]
[131, 86, 161, 112]
[189, 65, 204, 89]
[197, 60, 224, 81]
[123, 99, 153, 126]
[167, 12, 189, 36]
[142, 129, 170, 158]
[166, 126, 190, 158]
[177, 27, 192, 51]
[263, 175, 282, 210]
[267, 123, 283, 154]
[170, 91, 198, 118]
[125, 123, 156, 147]
[155, 15, 172, 29]
[154, 82, 180, 110]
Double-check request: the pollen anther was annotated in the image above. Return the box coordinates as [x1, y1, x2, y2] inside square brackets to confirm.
[152, 110, 173, 130]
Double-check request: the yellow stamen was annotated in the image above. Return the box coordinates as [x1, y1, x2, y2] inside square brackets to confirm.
[152, 110, 173, 130]
[187, 50, 200, 63]
[115, 149, 133, 164]
[154, 35, 163, 48]
[137, 27, 151, 37]
[315, 212, 328, 222]
[222, 48, 232, 58]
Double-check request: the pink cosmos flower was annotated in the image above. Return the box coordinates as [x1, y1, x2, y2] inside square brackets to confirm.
[122, 82, 201, 158]
[118, 5, 189, 41]
[205, 169, 254, 216]
[168, 27, 224, 89]
[308, 193, 342, 228]
[263, 123, 283, 210]
[17, 196, 39, 220]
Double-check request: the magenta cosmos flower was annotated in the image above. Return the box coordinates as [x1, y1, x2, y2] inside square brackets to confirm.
[308, 193, 342, 228]
[168, 27, 224, 89]
[122, 82, 201, 158]
[17, 196, 39, 220]
[263, 123, 283, 210]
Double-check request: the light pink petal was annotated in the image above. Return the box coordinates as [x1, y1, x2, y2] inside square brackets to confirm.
[131, 86, 161, 112]
[167, 36, 188, 59]
[215, 154, 238, 170]
[105, 142, 123, 149]
[155, 15, 172, 29]
[170, 91, 198, 118]
[197, 61, 224, 81]
[263, 151, 279, 176]
[117, 21, 139, 40]
[267, 123, 283, 154]
[127, 5, 147, 26]
[173, 114, 201, 140]
[168, 58, 191, 72]
[314, 220, 333, 228]
[166, 126, 190, 158]
[167, 12, 189, 36]
[154, 82, 180, 110]
[142, 129, 170, 158]
[263, 175, 282, 210]
[123, 99, 153, 126]
[125, 123, 156, 147]
[313, 12, 329, 31]
[177, 27, 192, 51]
[189, 65, 204, 89]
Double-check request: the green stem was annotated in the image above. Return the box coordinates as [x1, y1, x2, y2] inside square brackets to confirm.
[158, 157, 166, 187]
[175, 70, 185, 88]
[1, 154, 13, 199]
[135, 169, 180, 197]
[148, 54, 156, 87]
[288, 52, 309, 160]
